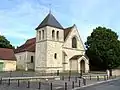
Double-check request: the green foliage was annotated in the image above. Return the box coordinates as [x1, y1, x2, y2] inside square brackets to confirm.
[85, 26, 120, 70]
[0, 35, 14, 49]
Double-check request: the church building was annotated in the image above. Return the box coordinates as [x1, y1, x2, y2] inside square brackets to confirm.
[15, 12, 89, 73]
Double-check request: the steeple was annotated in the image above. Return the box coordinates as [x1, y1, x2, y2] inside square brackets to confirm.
[36, 13, 63, 30]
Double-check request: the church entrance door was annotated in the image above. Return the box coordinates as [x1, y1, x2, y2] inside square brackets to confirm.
[80, 60, 85, 73]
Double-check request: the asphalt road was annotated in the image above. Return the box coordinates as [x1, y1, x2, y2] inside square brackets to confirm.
[79, 79, 120, 90]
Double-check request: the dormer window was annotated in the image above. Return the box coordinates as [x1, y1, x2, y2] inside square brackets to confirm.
[56, 31, 59, 40]
[52, 30, 55, 40]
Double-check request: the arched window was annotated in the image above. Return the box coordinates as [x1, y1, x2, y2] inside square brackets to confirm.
[72, 36, 77, 48]
[42, 30, 44, 39]
[56, 31, 59, 40]
[39, 31, 41, 40]
[54, 53, 57, 59]
[52, 30, 55, 40]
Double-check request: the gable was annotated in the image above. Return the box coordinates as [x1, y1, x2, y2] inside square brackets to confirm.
[64, 26, 73, 40]
[63, 25, 85, 50]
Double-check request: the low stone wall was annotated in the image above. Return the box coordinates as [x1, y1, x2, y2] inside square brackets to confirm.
[112, 69, 120, 76]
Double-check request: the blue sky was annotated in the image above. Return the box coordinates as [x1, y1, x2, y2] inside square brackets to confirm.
[0, 0, 120, 47]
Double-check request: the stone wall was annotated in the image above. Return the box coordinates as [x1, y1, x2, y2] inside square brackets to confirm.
[15, 51, 35, 70]
[112, 69, 120, 76]
[15, 52, 27, 70]
[26, 52, 35, 70]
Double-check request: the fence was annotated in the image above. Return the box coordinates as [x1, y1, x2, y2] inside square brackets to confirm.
[0, 74, 117, 90]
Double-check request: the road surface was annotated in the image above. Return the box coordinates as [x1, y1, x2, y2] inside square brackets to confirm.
[79, 79, 120, 90]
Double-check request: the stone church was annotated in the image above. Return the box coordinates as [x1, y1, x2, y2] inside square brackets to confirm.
[15, 12, 89, 73]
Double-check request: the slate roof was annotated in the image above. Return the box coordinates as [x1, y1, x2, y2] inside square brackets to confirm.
[64, 25, 74, 40]
[36, 13, 63, 30]
[0, 48, 16, 61]
[15, 38, 36, 53]
[69, 55, 82, 60]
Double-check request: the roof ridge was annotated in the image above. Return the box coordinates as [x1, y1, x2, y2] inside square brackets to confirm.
[0, 48, 13, 50]
[64, 25, 74, 30]
[64, 25, 74, 40]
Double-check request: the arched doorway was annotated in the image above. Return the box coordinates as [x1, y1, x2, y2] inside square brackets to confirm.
[80, 60, 85, 73]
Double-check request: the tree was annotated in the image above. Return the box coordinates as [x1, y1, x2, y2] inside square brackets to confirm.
[0, 35, 14, 49]
[85, 26, 120, 76]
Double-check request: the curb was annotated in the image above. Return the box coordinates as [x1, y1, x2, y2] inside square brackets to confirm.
[73, 78, 120, 90]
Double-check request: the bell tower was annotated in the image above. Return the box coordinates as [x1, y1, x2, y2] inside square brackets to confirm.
[35, 12, 64, 73]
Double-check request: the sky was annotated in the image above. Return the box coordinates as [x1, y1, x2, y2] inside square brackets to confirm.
[0, 0, 120, 47]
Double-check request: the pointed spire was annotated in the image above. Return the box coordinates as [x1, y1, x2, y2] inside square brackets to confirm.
[36, 13, 63, 30]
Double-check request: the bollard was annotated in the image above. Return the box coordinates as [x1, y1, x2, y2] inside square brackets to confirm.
[107, 75, 108, 80]
[27, 81, 30, 88]
[90, 75, 91, 80]
[0, 78, 2, 84]
[18, 79, 20, 87]
[75, 77, 77, 83]
[68, 76, 70, 81]
[69, 70, 71, 76]
[83, 78, 86, 85]
[115, 75, 116, 78]
[79, 80, 81, 87]
[57, 70, 59, 76]
[97, 76, 99, 81]
[38, 82, 41, 89]
[104, 75, 106, 80]
[50, 83, 52, 90]
[8, 78, 10, 86]
[65, 82, 67, 90]
[72, 81, 74, 89]
[80, 70, 83, 77]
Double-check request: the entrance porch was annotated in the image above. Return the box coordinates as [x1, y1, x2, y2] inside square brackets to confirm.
[69, 55, 89, 73]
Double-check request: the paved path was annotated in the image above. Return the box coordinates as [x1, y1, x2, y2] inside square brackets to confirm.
[76, 79, 120, 90]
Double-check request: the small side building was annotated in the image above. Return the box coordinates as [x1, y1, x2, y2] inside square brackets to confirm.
[0, 48, 16, 71]
[14, 38, 35, 71]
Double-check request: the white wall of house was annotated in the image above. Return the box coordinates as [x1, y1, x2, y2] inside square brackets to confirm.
[4, 60, 16, 71]
[0, 60, 16, 71]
